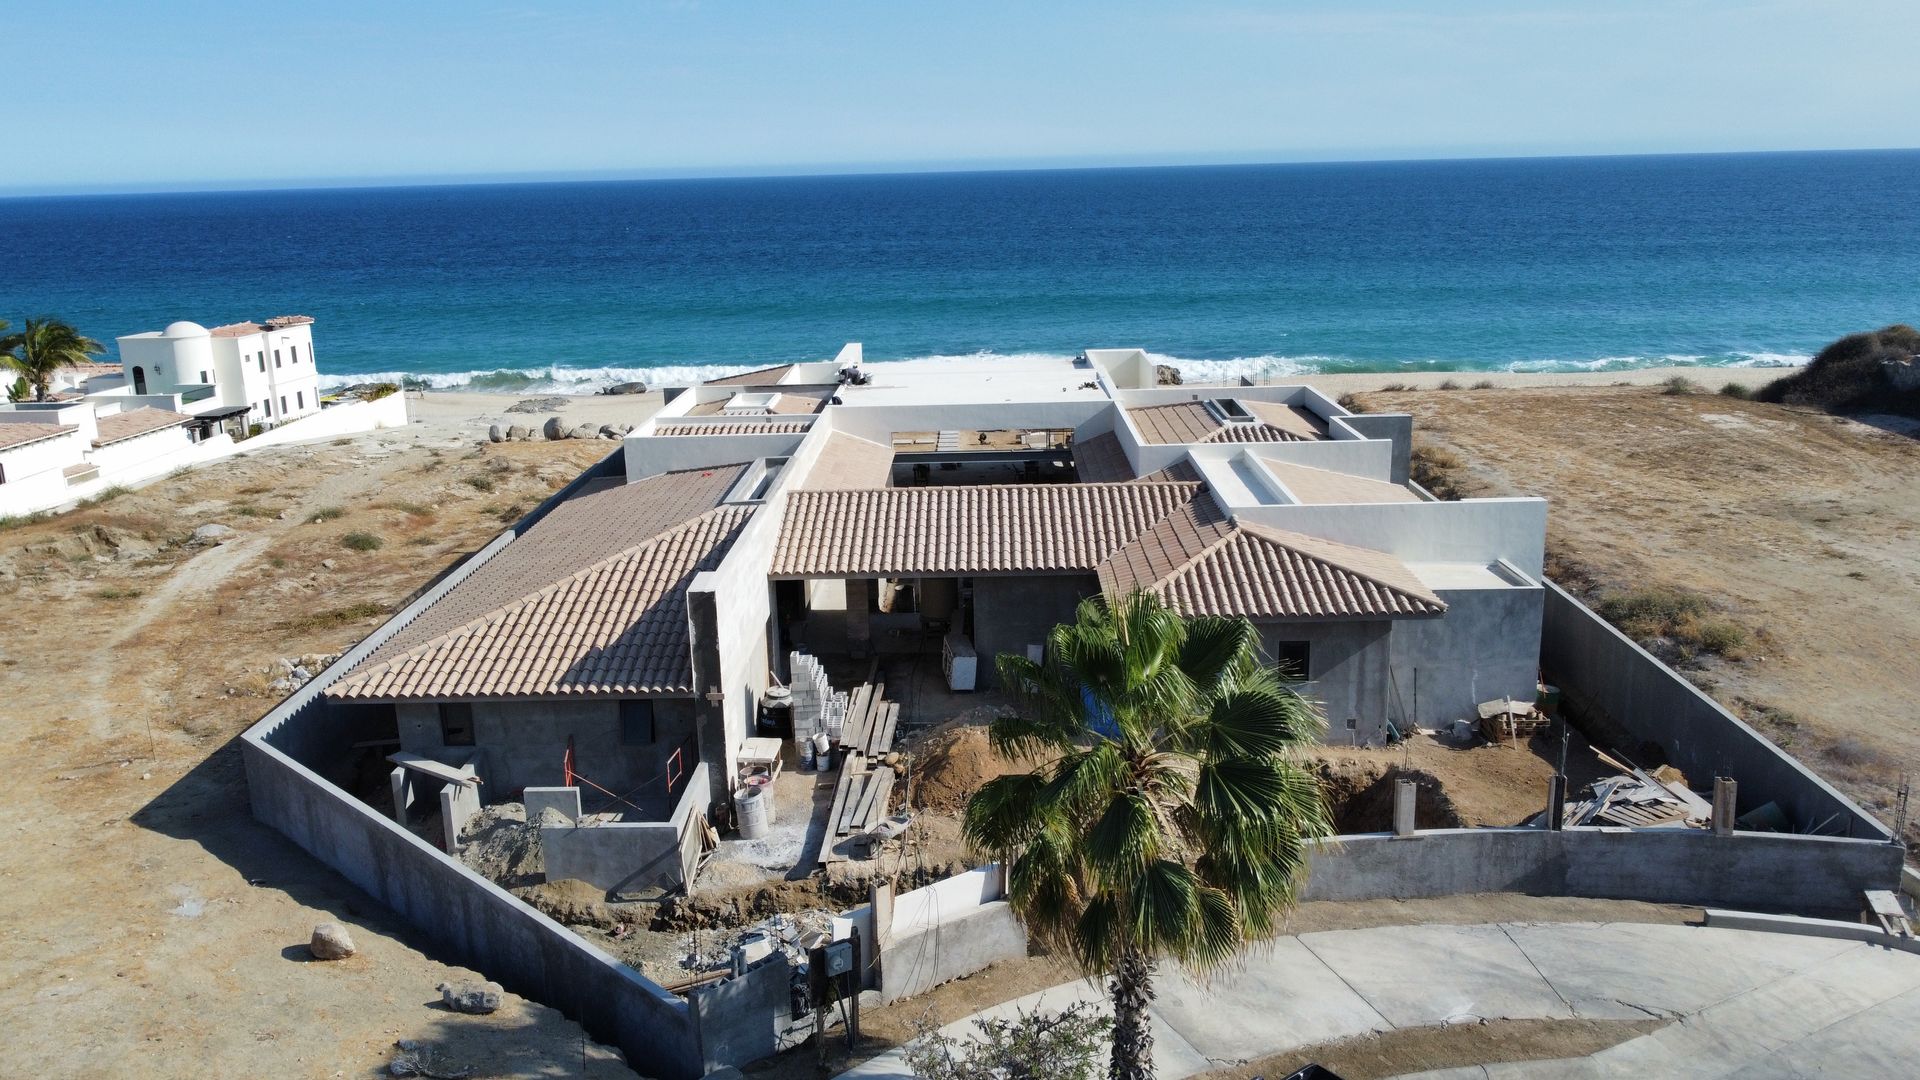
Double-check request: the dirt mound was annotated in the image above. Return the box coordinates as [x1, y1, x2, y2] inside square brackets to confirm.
[655, 877, 839, 933]
[909, 721, 1039, 814]
[515, 878, 623, 931]
[1314, 760, 1466, 834]
[457, 803, 544, 888]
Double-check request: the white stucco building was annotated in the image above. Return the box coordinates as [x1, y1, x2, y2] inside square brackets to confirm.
[115, 315, 322, 428]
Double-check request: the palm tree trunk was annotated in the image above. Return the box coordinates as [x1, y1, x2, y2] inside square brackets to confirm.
[1108, 949, 1156, 1080]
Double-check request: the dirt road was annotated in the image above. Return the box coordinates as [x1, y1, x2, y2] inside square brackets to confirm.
[1360, 383, 1920, 837]
[0, 419, 644, 1078]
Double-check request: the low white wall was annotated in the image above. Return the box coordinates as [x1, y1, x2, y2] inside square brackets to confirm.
[625, 431, 809, 481]
[1236, 497, 1549, 579]
[234, 392, 410, 452]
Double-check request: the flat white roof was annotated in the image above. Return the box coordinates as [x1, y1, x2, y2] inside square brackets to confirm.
[1408, 562, 1532, 591]
[839, 355, 1107, 406]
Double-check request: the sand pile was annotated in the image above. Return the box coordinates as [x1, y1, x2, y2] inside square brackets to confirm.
[457, 802, 544, 887]
[909, 722, 1043, 814]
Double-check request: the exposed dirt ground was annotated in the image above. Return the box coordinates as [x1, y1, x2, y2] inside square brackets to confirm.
[1359, 383, 1920, 837]
[1195, 1017, 1667, 1080]
[0, 421, 641, 1078]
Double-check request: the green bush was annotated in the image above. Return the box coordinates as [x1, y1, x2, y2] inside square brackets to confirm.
[463, 474, 496, 493]
[905, 1002, 1110, 1080]
[1757, 324, 1920, 415]
[91, 586, 145, 600]
[1719, 382, 1752, 399]
[308, 506, 345, 523]
[1661, 375, 1702, 395]
[1436, 378, 1462, 390]
[340, 531, 383, 552]
[358, 382, 400, 401]
[76, 485, 131, 509]
[1471, 379, 1497, 390]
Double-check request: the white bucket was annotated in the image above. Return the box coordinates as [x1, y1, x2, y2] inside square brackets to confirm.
[812, 731, 832, 772]
[734, 785, 771, 840]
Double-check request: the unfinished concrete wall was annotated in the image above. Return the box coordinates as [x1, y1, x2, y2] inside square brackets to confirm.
[1304, 827, 1902, 914]
[394, 697, 697, 802]
[541, 764, 710, 897]
[688, 955, 803, 1070]
[1388, 582, 1543, 731]
[241, 728, 705, 1077]
[881, 903, 1026, 1003]
[1541, 582, 1890, 839]
[1257, 620, 1392, 744]
[970, 575, 1097, 688]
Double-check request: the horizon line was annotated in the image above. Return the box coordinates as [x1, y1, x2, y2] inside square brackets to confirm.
[5, 144, 1918, 201]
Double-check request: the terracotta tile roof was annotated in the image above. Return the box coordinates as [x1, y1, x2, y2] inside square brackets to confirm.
[771, 481, 1205, 577]
[92, 407, 191, 447]
[1072, 432, 1201, 484]
[1127, 401, 1323, 445]
[328, 505, 752, 700]
[265, 315, 315, 328]
[1101, 520, 1446, 620]
[803, 432, 895, 490]
[1260, 461, 1420, 505]
[0, 424, 79, 451]
[209, 322, 266, 338]
[357, 465, 747, 667]
[1092, 495, 1232, 595]
[1071, 432, 1135, 483]
[706, 363, 797, 386]
[655, 420, 814, 436]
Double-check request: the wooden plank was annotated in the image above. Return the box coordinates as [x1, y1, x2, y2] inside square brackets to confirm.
[387, 751, 481, 787]
[834, 753, 870, 835]
[842, 685, 872, 749]
[853, 767, 895, 832]
[863, 770, 896, 832]
[872, 702, 900, 755]
[822, 752, 864, 845]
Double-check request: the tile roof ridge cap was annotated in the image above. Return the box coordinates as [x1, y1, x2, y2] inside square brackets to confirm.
[1234, 522, 1445, 607]
[331, 505, 751, 693]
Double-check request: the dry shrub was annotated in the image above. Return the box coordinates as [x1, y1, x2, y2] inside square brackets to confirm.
[1661, 375, 1703, 395]
[1758, 324, 1920, 415]
[1410, 444, 1466, 500]
[1594, 585, 1749, 660]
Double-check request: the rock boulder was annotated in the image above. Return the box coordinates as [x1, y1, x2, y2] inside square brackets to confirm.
[542, 417, 566, 440]
[438, 979, 504, 1015]
[487, 424, 505, 443]
[601, 381, 648, 396]
[309, 922, 356, 960]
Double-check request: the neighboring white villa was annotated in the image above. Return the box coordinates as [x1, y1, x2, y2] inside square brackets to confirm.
[116, 316, 323, 428]
[0, 315, 406, 516]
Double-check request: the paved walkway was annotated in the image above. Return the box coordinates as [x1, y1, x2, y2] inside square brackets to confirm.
[837, 921, 1920, 1079]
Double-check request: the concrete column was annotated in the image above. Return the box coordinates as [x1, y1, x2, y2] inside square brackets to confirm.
[867, 880, 893, 992]
[845, 579, 872, 658]
[389, 767, 411, 825]
[1713, 777, 1738, 836]
[1393, 779, 1418, 837]
[1547, 774, 1567, 832]
[687, 588, 732, 812]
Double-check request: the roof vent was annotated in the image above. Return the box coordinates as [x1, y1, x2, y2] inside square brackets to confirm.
[1204, 398, 1256, 423]
[721, 391, 781, 415]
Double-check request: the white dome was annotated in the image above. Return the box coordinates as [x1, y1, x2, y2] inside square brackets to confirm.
[161, 320, 209, 339]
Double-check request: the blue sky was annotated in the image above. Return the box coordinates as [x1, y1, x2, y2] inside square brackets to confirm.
[7, 0, 1918, 193]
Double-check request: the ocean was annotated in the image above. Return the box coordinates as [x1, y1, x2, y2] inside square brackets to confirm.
[3, 150, 1917, 392]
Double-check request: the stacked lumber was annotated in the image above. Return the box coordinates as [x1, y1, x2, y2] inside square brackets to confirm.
[838, 682, 900, 757]
[819, 752, 899, 865]
[1478, 697, 1549, 743]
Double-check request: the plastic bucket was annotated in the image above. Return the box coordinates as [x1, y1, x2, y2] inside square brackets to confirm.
[734, 785, 771, 840]
[812, 731, 833, 772]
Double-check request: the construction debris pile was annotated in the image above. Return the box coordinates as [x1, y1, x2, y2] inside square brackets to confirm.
[1541, 755, 1713, 829]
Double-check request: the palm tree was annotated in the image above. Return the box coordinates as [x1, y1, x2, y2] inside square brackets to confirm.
[1, 317, 104, 402]
[964, 591, 1333, 1080]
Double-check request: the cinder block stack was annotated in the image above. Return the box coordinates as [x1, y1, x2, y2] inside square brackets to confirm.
[788, 651, 834, 751]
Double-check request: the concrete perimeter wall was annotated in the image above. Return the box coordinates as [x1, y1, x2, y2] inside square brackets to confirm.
[1304, 827, 1903, 913]
[874, 865, 1027, 1004]
[1540, 581, 1891, 840]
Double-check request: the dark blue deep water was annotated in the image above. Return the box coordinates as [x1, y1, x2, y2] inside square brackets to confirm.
[3, 150, 1917, 389]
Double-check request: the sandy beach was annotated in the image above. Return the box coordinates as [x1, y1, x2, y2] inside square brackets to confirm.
[402, 364, 1807, 440]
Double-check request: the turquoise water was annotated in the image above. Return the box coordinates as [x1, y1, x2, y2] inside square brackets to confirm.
[2, 150, 1916, 391]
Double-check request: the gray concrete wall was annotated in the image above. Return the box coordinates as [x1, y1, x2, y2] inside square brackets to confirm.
[1304, 827, 1903, 914]
[1258, 620, 1392, 744]
[396, 698, 696, 804]
[971, 575, 1097, 688]
[880, 901, 1028, 1003]
[540, 764, 710, 897]
[1540, 582, 1890, 840]
[688, 955, 803, 1070]
[1389, 583, 1543, 730]
[241, 731, 706, 1078]
[1337, 413, 1414, 485]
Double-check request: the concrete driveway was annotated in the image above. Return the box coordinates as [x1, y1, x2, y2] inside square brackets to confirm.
[836, 921, 1920, 1079]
